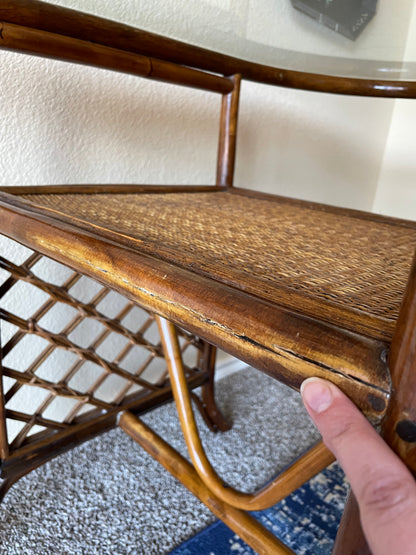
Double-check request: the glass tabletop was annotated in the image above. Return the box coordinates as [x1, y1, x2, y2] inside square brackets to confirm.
[51, 0, 416, 81]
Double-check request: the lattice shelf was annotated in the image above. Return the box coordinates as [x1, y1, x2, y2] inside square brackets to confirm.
[0, 236, 206, 465]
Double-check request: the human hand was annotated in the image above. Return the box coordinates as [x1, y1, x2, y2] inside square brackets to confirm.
[301, 377, 416, 555]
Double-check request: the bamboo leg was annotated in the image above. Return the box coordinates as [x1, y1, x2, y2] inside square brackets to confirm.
[216, 74, 241, 188]
[207, 69, 241, 426]
[194, 341, 231, 432]
[0, 325, 9, 461]
[119, 411, 295, 555]
[155, 315, 334, 511]
[0, 324, 12, 504]
[0, 472, 28, 503]
[0, 479, 14, 503]
[382, 255, 416, 472]
[332, 492, 371, 555]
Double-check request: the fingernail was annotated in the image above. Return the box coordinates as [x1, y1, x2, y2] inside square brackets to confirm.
[301, 378, 334, 413]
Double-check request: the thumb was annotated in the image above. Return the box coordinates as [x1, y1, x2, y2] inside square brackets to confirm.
[301, 377, 416, 555]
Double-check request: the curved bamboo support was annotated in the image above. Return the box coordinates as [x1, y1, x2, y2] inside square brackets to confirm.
[119, 411, 295, 555]
[0, 476, 21, 503]
[155, 315, 335, 511]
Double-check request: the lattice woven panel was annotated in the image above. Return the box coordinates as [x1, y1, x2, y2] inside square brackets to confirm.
[0, 235, 202, 456]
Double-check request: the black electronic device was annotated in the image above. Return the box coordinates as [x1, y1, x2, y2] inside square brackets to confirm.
[291, 0, 377, 40]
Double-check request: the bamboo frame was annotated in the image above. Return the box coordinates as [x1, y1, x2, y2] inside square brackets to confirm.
[216, 74, 242, 188]
[0, 21, 233, 95]
[0, 323, 9, 460]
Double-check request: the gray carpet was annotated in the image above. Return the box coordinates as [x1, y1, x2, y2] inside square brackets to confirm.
[0, 367, 321, 554]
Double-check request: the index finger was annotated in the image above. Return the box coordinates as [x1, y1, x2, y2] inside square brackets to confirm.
[301, 377, 416, 555]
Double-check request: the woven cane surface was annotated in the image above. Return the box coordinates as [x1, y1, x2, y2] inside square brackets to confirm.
[21, 191, 416, 339]
[0, 236, 201, 455]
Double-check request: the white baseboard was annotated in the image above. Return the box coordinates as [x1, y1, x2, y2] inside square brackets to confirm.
[215, 356, 249, 381]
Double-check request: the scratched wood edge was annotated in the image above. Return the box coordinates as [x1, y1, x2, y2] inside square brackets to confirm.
[0, 200, 390, 422]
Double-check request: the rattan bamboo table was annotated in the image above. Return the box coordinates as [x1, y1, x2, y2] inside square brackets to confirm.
[1, 2, 416, 554]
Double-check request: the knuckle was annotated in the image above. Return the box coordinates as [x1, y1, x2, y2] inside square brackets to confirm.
[360, 474, 414, 518]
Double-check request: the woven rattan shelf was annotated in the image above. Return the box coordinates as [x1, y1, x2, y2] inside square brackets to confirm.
[1, 183, 412, 419]
[1, 2, 416, 554]
[11, 187, 416, 342]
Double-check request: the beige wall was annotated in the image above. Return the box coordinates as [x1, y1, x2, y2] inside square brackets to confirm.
[1, 0, 414, 210]
[373, 2, 416, 220]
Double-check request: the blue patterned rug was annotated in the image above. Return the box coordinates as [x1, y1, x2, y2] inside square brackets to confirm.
[170, 462, 348, 555]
